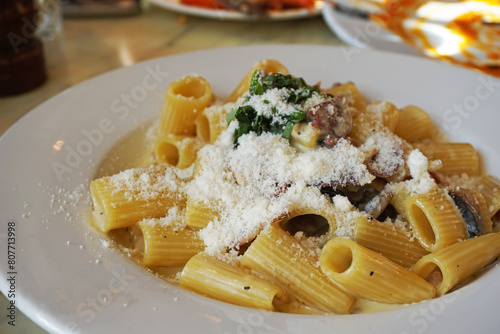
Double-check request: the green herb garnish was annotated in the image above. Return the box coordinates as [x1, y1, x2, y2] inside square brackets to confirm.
[249, 70, 321, 100]
[227, 70, 322, 144]
[227, 105, 306, 143]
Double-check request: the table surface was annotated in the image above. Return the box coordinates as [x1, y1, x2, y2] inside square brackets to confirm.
[0, 2, 342, 137]
[0, 2, 343, 333]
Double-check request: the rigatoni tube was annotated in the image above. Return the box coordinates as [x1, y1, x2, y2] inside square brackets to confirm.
[195, 104, 230, 144]
[415, 142, 479, 175]
[154, 134, 204, 169]
[139, 218, 204, 266]
[225, 59, 289, 103]
[159, 75, 212, 136]
[180, 253, 287, 311]
[412, 232, 500, 296]
[394, 105, 434, 142]
[89, 165, 185, 232]
[184, 195, 219, 229]
[320, 237, 435, 304]
[240, 225, 355, 314]
[477, 175, 500, 220]
[366, 100, 400, 132]
[354, 216, 429, 268]
[405, 190, 468, 252]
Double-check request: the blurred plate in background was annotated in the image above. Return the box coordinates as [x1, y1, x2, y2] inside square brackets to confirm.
[147, 0, 321, 20]
[321, 1, 417, 55]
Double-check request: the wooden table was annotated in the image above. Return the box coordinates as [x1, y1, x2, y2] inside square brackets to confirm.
[0, 3, 342, 333]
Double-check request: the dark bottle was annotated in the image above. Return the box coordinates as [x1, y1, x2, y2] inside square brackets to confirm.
[0, 0, 47, 97]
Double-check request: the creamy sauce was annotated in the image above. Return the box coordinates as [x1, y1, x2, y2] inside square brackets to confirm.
[94, 120, 156, 179]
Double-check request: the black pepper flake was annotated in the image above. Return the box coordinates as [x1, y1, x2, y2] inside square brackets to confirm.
[244, 286, 250, 290]
[370, 271, 374, 276]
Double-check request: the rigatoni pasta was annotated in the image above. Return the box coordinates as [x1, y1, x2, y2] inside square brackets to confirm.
[320, 237, 435, 304]
[394, 105, 434, 142]
[89, 165, 186, 232]
[414, 142, 480, 175]
[159, 74, 212, 136]
[365, 100, 399, 132]
[194, 104, 231, 144]
[184, 195, 220, 229]
[240, 224, 355, 314]
[405, 189, 468, 252]
[89, 59, 500, 315]
[154, 134, 205, 169]
[411, 232, 500, 296]
[353, 216, 429, 268]
[139, 216, 205, 266]
[180, 253, 287, 311]
[476, 174, 500, 220]
[224, 59, 289, 103]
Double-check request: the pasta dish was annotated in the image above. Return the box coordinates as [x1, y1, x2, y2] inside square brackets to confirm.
[89, 59, 500, 314]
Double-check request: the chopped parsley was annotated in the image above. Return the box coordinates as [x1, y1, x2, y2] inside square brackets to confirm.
[227, 70, 323, 144]
[250, 70, 322, 105]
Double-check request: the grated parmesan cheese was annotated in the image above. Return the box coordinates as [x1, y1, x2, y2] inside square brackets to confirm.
[360, 132, 404, 177]
[188, 130, 375, 256]
[387, 149, 437, 198]
[109, 165, 185, 202]
[139, 206, 186, 231]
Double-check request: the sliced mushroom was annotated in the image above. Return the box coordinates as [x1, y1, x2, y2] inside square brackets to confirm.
[336, 179, 386, 210]
[363, 187, 394, 219]
[447, 187, 485, 238]
[307, 97, 353, 146]
[362, 133, 404, 178]
[280, 214, 330, 237]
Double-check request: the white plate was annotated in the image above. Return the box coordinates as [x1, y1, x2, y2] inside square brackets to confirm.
[322, 1, 418, 55]
[1, 45, 500, 334]
[148, 0, 321, 21]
